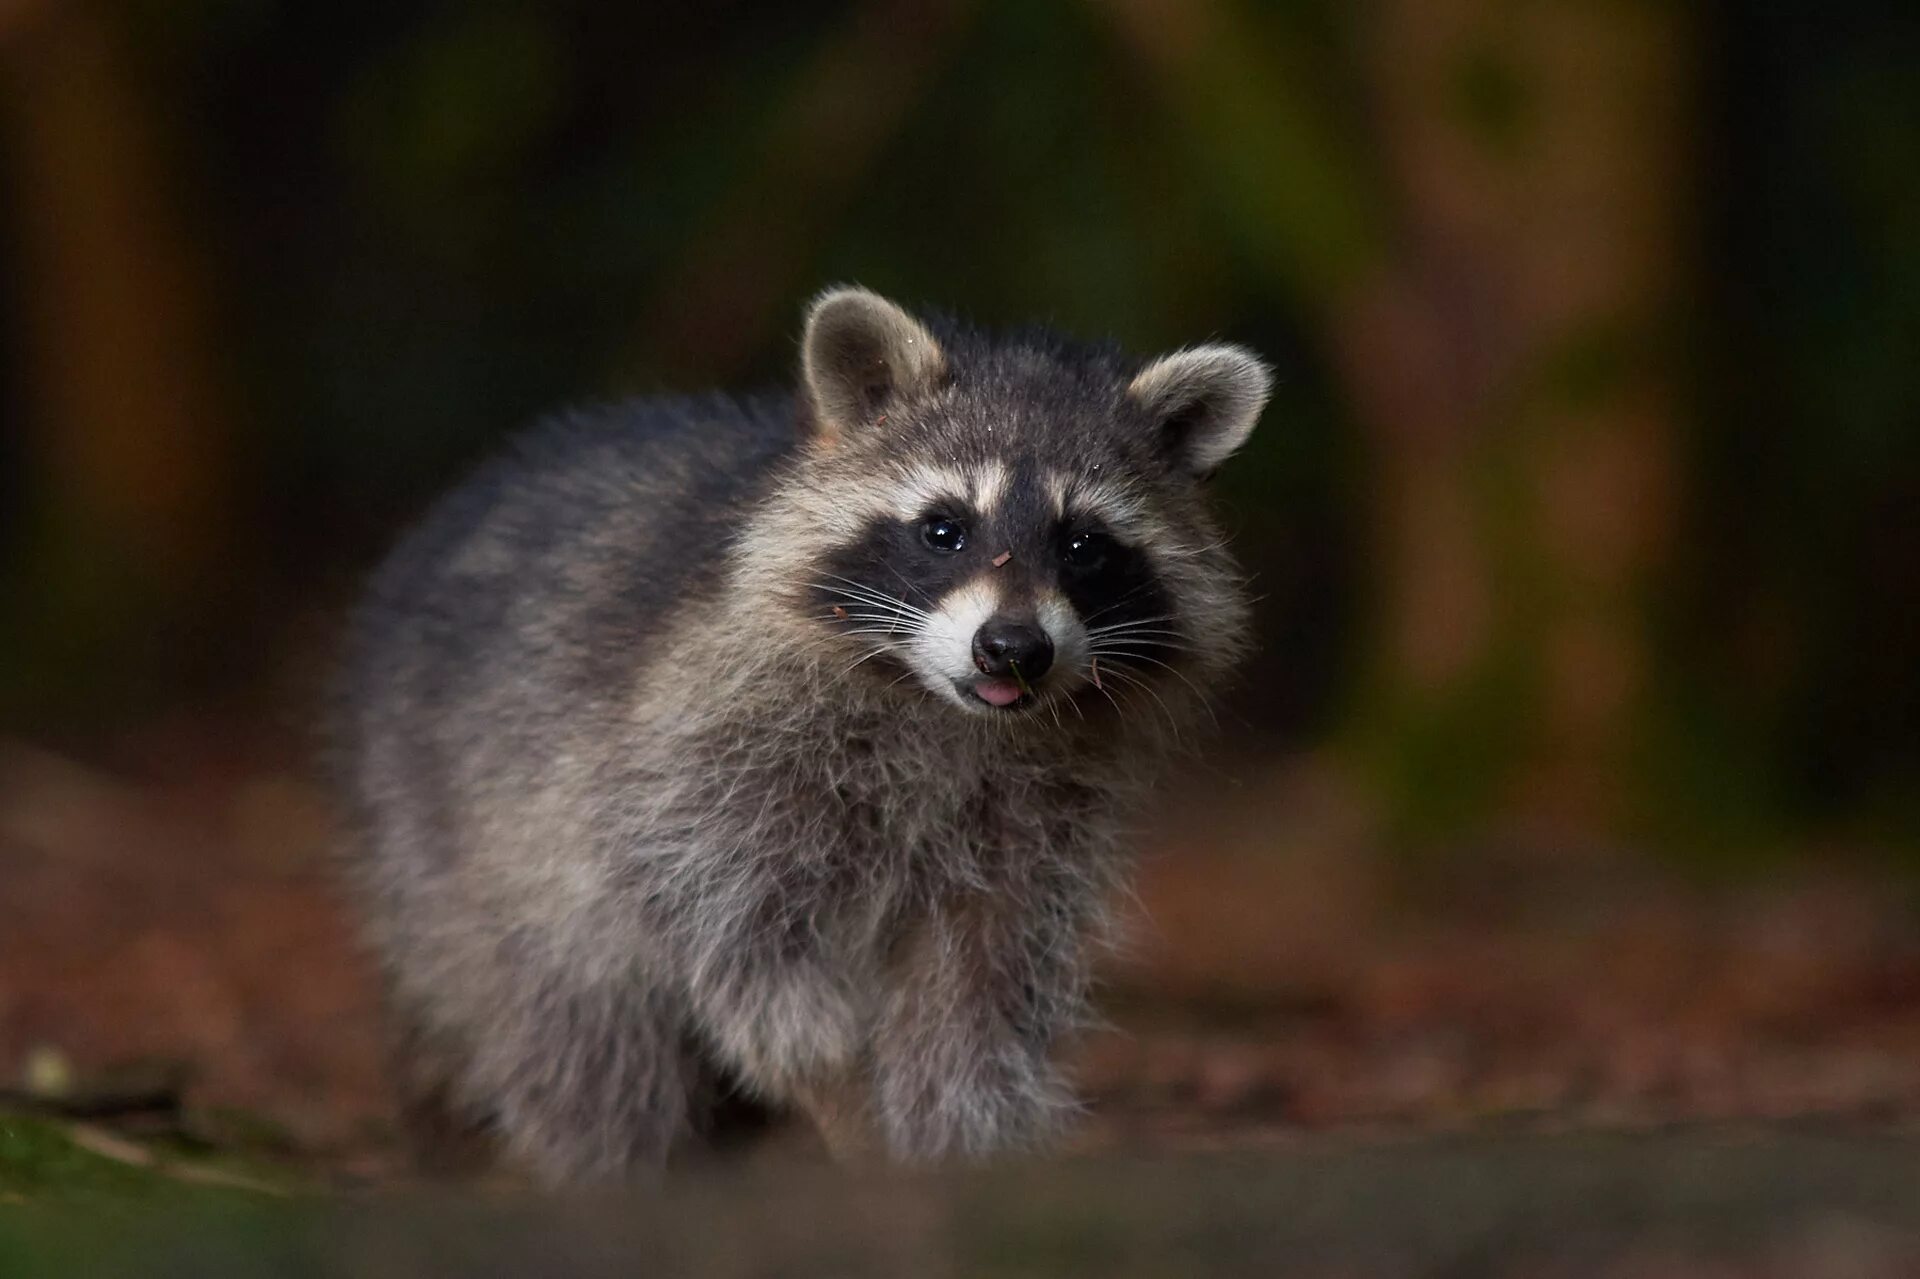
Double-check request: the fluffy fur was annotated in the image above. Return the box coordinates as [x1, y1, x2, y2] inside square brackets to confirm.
[330, 288, 1270, 1184]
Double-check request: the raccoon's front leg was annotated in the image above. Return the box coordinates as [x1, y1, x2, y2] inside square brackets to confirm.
[682, 928, 869, 1117]
[870, 899, 1082, 1161]
[689, 957, 884, 1158]
[474, 975, 699, 1186]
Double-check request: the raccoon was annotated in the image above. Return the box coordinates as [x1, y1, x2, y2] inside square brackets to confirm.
[331, 287, 1270, 1184]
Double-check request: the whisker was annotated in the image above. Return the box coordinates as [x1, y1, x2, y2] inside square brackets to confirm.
[816, 599, 925, 623]
[1095, 651, 1215, 728]
[1152, 536, 1234, 560]
[1090, 643, 1198, 664]
[819, 595, 928, 625]
[880, 562, 939, 608]
[834, 621, 917, 639]
[1082, 670, 1127, 720]
[1074, 655, 1132, 719]
[813, 574, 934, 619]
[813, 601, 926, 630]
[1085, 613, 1180, 631]
[1098, 664, 1183, 739]
[1100, 648, 1198, 684]
[815, 598, 926, 638]
[1079, 582, 1162, 625]
[1082, 614, 1182, 633]
[1095, 669, 1155, 729]
[1087, 631, 1192, 648]
[843, 645, 900, 674]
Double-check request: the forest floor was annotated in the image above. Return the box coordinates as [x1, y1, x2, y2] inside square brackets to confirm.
[2, 723, 1919, 1274]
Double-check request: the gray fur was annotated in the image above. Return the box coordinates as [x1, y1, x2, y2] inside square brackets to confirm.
[331, 288, 1268, 1184]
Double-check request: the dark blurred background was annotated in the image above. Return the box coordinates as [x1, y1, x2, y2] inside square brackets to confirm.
[5, 0, 1917, 853]
[2, 0, 1919, 1188]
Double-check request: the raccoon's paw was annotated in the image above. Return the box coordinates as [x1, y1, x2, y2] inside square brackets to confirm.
[876, 1038, 1077, 1162]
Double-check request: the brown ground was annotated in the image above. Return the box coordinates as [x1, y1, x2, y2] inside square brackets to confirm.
[3, 725, 1918, 1177]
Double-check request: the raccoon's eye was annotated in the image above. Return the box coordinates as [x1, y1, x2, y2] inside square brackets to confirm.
[921, 515, 968, 554]
[1062, 530, 1111, 571]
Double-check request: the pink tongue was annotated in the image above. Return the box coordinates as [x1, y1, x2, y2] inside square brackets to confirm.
[974, 678, 1024, 707]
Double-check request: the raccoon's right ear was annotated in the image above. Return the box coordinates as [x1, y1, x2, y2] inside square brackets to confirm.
[801, 286, 945, 443]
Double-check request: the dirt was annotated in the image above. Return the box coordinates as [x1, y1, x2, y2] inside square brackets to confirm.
[3, 727, 1920, 1271]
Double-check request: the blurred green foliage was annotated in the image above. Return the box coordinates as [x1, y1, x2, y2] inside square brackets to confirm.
[10, 1136, 1920, 1276]
[0, 1113, 277, 1205]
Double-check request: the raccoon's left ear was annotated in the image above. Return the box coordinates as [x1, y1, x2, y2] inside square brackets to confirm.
[801, 286, 946, 444]
[1127, 344, 1274, 477]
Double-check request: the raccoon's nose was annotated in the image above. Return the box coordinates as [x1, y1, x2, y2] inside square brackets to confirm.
[972, 621, 1054, 680]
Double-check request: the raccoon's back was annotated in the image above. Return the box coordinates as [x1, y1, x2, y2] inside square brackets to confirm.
[331, 394, 798, 848]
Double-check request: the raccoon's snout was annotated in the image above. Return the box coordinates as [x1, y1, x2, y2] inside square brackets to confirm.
[972, 621, 1054, 681]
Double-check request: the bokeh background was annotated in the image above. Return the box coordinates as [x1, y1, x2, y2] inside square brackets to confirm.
[2, 0, 1919, 1247]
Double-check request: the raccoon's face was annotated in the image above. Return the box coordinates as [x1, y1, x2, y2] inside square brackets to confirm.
[811, 461, 1173, 714]
[779, 287, 1270, 721]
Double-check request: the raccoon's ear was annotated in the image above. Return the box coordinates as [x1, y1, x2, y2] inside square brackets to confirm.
[801, 286, 945, 442]
[1127, 344, 1273, 477]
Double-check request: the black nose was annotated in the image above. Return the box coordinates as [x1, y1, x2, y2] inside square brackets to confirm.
[972, 621, 1054, 680]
